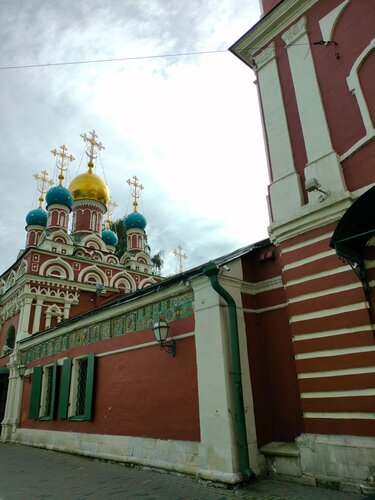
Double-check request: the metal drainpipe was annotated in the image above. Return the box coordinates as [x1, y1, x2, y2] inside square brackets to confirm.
[203, 262, 254, 481]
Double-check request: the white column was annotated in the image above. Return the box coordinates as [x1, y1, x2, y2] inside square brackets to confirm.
[32, 299, 43, 333]
[16, 298, 33, 341]
[282, 17, 346, 202]
[255, 42, 304, 221]
[1, 352, 23, 442]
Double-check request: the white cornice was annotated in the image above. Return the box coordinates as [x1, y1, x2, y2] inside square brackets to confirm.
[242, 276, 283, 295]
[230, 0, 318, 67]
[268, 191, 354, 244]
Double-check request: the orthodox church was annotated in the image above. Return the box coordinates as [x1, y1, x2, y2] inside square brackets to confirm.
[4, 131, 157, 340]
[1, 0, 375, 495]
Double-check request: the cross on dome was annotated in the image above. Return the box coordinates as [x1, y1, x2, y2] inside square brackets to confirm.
[80, 130, 105, 172]
[33, 170, 54, 207]
[173, 244, 188, 273]
[127, 175, 144, 212]
[105, 198, 117, 229]
[51, 145, 75, 185]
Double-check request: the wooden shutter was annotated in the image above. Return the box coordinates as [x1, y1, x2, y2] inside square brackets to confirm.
[83, 353, 95, 421]
[29, 366, 43, 420]
[57, 358, 72, 419]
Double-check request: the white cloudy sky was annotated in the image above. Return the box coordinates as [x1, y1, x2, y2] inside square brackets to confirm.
[0, 0, 269, 276]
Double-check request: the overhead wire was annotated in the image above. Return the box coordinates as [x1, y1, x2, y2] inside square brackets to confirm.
[0, 42, 330, 71]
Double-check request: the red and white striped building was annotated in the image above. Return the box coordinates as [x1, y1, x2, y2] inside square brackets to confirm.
[230, 0, 375, 490]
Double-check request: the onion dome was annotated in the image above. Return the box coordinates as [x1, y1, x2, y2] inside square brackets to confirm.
[26, 207, 47, 227]
[124, 211, 147, 230]
[69, 170, 110, 206]
[102, 229, 118, 247]
[46, 185, 73, 208]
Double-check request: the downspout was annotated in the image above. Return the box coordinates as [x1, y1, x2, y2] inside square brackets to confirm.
[203, 262, 254, 481]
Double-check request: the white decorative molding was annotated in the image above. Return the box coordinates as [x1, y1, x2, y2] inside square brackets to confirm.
[341, 39, 375, 161]
[319, 0, 350, 42]
[242, 276, 283, 295]
[282, 16, 307, 46]
[253, 42, 276, 70]
[79, 265, 109, 286]
[230, 0, 319, 66]
[39, 257, 74, 281]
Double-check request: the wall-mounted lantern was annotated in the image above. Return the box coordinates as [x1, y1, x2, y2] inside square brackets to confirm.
[152, 321, 175, 357]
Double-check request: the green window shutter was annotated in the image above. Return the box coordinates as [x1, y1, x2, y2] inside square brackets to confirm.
[45, 363, 57, 420]
[57, 358, 72, 419]
[29, 366, 43, 420]
[83, 353, 95, 421]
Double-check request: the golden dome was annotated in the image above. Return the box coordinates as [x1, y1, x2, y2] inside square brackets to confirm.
[69, 170, 110, 206]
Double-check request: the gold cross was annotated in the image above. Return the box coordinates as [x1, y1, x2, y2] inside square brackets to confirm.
[80, 130, 105, 171]
[33, 170, 54, 207]
[173, 244, 188, 273]
[105, 198, 118, 228]
[126, 175, 144, 211]
[51, 145, 75, 185]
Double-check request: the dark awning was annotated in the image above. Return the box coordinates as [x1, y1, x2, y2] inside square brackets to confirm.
[330, 185, 375, 262]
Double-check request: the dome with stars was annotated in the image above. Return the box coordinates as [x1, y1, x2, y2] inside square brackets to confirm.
[102, 228, 118, 247]
[26, 207, 48, 227]
[46, 185, 74, 209]
[123, 211, 147, 230]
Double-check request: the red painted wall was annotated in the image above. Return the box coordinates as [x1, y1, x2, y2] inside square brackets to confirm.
[261, 0, 282, 16]
[19, 317, 200, 442]
[241, 249, 303, 446]
[244, 306, 303, 447]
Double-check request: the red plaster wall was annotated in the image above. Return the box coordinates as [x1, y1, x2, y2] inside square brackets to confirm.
[19, 317, 200, 442]
[261, 0, 282, 15]
[244, 307, 303, 447]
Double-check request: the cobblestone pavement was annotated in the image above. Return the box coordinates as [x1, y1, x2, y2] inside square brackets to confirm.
[0, 443, 369, 500]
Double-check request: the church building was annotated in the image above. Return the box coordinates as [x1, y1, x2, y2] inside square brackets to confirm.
[0, 0, 375, 495]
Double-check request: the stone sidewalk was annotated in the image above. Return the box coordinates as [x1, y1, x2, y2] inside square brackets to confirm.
[0, 443, 370, 499]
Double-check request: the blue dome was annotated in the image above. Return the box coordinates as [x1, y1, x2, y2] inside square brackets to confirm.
[26, 207, 47, 227]
[124, 211, 147, 230]
[46, 185, 73, 209]
[102, 229, 118, 247]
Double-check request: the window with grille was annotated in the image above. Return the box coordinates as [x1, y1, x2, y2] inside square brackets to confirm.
[75, 358, 88, 416]
[40, 366, 54, 417]
[57, 354, 95, 421]
[29, 364, 57, 421]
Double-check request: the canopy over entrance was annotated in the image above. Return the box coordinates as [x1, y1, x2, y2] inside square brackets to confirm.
[330, 185, 375, 263]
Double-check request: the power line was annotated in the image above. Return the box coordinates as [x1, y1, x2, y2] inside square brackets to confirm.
[0, 49, 227, 71]
[0, 41, 333, 71]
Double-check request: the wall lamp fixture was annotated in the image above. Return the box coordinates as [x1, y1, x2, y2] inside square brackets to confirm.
[152, 320, 175, 357]
[17, 363, 31, 381]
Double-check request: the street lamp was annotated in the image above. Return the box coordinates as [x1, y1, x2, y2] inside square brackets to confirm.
[152, 320, 175, 357]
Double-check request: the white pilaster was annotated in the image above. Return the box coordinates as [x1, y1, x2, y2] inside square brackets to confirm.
[16, 298, 33, 341]
[193, 276, 239, 481]
[255, 42, 303, 220]
[32, 299, 43, 333]
[282, 17, 346, 202]
[1, 352, 23, 442]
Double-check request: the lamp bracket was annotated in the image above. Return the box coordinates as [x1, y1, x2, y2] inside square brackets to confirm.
[160, 340, 176, 357]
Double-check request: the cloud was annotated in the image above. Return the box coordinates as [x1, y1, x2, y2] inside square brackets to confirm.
[0, 0, 268, 277]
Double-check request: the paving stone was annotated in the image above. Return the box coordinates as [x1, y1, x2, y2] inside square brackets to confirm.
[0, 443, 367, 499]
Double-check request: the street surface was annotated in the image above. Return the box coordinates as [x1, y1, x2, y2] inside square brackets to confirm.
[0, 443, 369, 499]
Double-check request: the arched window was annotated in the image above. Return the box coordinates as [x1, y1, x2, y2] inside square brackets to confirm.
[5, 325, 16, 350]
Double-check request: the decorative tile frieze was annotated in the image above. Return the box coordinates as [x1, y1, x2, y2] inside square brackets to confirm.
[282, 17, 307, 47]
[22, 289, 194, 363]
